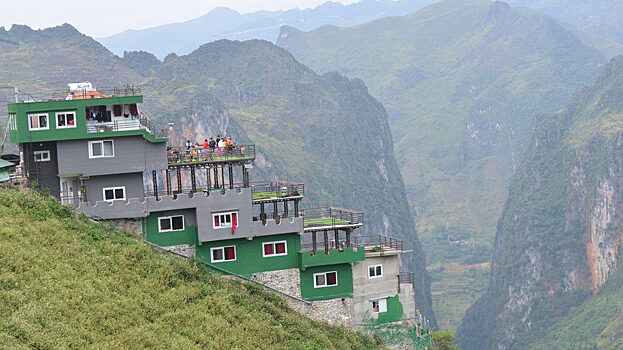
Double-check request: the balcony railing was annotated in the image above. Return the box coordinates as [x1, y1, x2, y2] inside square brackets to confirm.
[50, 84, 142, 100]
[352, 234, 403, 254]
[398, 271, 414, 293]
[167, 144, 255, 165]
[86, 114, 165, 138]
[302, 207, 363, 230]
[249, 181, 304, 201]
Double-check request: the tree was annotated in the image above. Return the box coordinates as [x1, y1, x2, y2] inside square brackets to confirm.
[432, 329, 460, 350]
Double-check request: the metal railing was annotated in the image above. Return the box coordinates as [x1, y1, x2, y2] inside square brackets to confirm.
[87, 119, 140, 133]
[60, 189, 86, 206]
[353, 234, 403, 253]
[51, 84, 142, 100]
[249, 181, 304, 201]
[302, 207, 363, 229]
[398, 271, 414, 293]
[167, 144, 255, 165]
[301, 238, 352, 252]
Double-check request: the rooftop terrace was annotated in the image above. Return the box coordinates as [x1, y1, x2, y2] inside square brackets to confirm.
[302, 207, 363, 231]
[167, 145, 255, 167]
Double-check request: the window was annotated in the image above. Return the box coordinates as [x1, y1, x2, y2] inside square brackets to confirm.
[158, 215, 184, 232]
[102, 186, 125, 202]
[372, 298, 388, 313]
[33, 150, 50, 162]
[56, 111, 76, 128]
[89, 140, 114, 158]
[263, 241, 287, 257]
[313, 271, 338, 288]
[368, 264, 383, 279]
[211, 246, 236, 262]
[213, 211, 238, 229]
[28, 113, 49, 130]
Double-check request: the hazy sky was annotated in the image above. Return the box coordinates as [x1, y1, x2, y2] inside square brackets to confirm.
[1, 0, 358, 38]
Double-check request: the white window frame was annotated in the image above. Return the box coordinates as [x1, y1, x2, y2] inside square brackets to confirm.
[102, 186, 126, 202]
[372, 298, 388, 313]
[313, 271, 338, 288]
[56, 111, 77, 129]
[33, 150, 51, 162]
[210, 246, 236, 263]
[212, 211, 238, 229]
[262, 240, 288, 257]
[368, 264, 383, 279]
[28, 113, 49, 131]
[88, 140, 114, 158]
[158, 215, 185, 232]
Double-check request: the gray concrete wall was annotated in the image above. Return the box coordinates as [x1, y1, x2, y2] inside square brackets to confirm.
[85, 172, 145, 203]
[23, 141, 60, 198]
[56, 136, 166, 177]
[150, 208, 197, 227]
[351, 254, 401, 329]
[75, 188, 304, 243]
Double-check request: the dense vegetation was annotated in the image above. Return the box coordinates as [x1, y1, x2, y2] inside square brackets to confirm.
[458, 56, 623, 349]
[0, 188, 379, 349]
[276, 0, 623, 329]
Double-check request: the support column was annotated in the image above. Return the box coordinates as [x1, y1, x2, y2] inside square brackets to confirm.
[260, 203, 266, 224]
[213, 167, 219, 189]
[294, 199, 299, 217]
[334, 229, 339, 250]
[324, 230, 329, 254]
[220, 165, 225, 191]
[228, 165, 234, 190]
[273, 201, 278, 219]
[346, 229, 351, 248]
[312, 231, 317, 252]
[166, 169, 171, 195]
[242, 165, 249, 188]
[206, 167, 211, 192]
[283, 200, 289, 218]
[152, 170, 158, 200]
[190, 166, 196, 193]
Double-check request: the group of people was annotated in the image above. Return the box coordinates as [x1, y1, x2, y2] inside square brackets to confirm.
[171, 135, 243, 161]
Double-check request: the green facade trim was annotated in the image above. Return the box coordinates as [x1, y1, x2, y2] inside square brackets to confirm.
[142, 212, 199, 247]
[299, 247, 365, 269]
[195, 233, 301, 277]
[8, 96, 166, 144]
[376, 295, 404, 324]
[299, 263, 354, 301]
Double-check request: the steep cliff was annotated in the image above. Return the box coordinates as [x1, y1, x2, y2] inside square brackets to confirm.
[277, 0, 621, 328]
[142, 39, 436, 324]
[458, 56, 623, 349]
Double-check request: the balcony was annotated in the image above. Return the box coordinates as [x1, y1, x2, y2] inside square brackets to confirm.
[398, 271, 414, 293]
[86, 115, 166, 138]
[352, 235, 404, 256]
[167, 144, 255, 166]
[250, 181, 304, 203]
[302, 207, 364, 231]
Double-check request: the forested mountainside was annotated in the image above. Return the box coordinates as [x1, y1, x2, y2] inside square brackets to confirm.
[98, 0, 435, 59]
[458, 56, 623, 350]
[507, 0, 623, 45]
[0, 25, 436, 324]
[277, 0, 623, 328]
[141, 39, 435, 324]
[0, 189, 379, 349]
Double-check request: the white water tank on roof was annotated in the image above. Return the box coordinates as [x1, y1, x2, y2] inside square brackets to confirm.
[67, 82, 95, 91]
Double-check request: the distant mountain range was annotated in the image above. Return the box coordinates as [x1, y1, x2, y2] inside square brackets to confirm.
[97, 0, 435, 59]
[277, 0, 623, 330]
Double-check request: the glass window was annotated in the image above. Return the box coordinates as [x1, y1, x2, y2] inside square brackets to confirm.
[102, 186, 125, 201]
[372, 298, 387, 313]
[89, 140, 114, 158]
[159, 218, 171, 231]
[262, 241, 288, 257]
[28, 113, 49, 130]
[171, 216, 184, 230]
[212, 211, 238, 229]
[158, 215, 184, 232]
[314, 271, 338, 288]
[211, 246, 236, 262]
[33, 150, 50, 162]
[368, 264, 383, 278]
[56, 112, 76, 128]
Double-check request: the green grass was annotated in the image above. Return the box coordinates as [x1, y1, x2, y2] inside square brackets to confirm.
[303, 218, 351, 228]
[252, 191, 288, 200]
[0, 188, 379, 349]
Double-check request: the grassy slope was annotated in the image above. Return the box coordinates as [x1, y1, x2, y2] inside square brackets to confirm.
[0, 189, 378, 350]
[277, 0, 621, 329]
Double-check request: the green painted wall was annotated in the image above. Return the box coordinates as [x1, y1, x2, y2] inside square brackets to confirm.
[299, 263, 354, 301]
[195, 233, 301, 277]
[299, 247, 364, 269]
[142, 211, 198, 247]
[8, 96, 165, 144]
[376, 295, 404, 324]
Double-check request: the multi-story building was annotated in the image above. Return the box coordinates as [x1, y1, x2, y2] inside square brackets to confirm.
[7, 84, 432, 347]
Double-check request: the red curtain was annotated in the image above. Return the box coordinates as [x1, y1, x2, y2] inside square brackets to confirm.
[129, 104, 139, 116]
[231, 213, 237, 234]
[113, 105, 122, 117]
